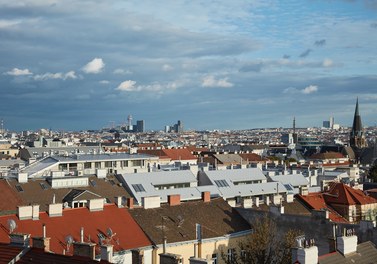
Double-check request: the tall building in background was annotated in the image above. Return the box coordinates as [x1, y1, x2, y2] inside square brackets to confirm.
[350, 98, 367, 160]
[136, 120, 145, 133]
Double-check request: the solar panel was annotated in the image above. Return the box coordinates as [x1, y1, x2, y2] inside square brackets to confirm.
[132, 184, 146, 192]
[284, 184, 294, 191]
[15, 185, 24, 192]
[214, 180, 229, 188]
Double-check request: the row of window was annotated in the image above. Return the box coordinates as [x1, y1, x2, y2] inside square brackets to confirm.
[59, 160, 145, 170]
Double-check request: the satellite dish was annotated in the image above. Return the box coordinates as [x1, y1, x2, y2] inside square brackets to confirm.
[97, 233, 106, 245]
[65, 235, 74, 251]
[7, 219, 17, 234]
[106, 227, 113, 237]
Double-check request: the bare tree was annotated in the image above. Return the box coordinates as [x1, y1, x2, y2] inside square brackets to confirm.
[222, 214, 302, 264]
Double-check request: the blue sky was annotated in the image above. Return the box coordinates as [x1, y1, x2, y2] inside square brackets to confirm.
[1, 0, 376, 131]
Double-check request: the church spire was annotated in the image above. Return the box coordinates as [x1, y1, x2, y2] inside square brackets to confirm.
[350, 97, 367, 150]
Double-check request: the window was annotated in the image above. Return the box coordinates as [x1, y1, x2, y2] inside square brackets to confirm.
[95, 162, 101, 169]
[15, 185, 24, 192]
[84, 162, 91, 169]
[214, 180, 229, 187]
[105, 161, 112, 168]
[227, 249, 234, 263]
[90, 179, 97, 187]
[211, 253, 217, 264]
[132, 184, 146, 192]
[40, 182, 48, 190]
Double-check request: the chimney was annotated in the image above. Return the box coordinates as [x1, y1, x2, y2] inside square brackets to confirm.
[336, 228, 357, 255]
[132, 249, 144, 264]
[100, 244, 113, 262]
[127, 197, 134, 209]
[32, 205, 39, 220]
[159, 253, 183, 264]
[115, 196, 123, 208]
[73, 241, 96, 260]
[32, 225, 51, 252]
[168, 194, 181, 206]
[202, 191, 210, 203]
[292, 237, 318, 264]
[88, 198, 104, 212]
[9, 233, 30, 247]
[48, 203, 63, 217]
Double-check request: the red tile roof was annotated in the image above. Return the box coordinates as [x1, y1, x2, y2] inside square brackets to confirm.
[0, 243, 24, 264]
[0, 204, 152, 255]
[0, 180, 23, 212]
[296, 193, 348, 223]
[16, 248, 110, 264]
[162, 148, 197, 161]
[308, 151, 345, 160]
[326, 182, 377, 205]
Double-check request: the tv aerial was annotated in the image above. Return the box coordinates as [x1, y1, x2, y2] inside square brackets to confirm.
[65, 235, 74, 252]
[7, 219, 17, 234]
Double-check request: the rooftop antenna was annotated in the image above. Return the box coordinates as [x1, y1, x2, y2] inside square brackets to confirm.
[7, 219, 17, 234]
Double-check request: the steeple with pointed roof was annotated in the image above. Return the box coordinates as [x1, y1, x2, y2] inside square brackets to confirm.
[350, 98, 367, 150]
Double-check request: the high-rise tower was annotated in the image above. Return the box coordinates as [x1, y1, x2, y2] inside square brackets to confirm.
[350, 98, 367, 150]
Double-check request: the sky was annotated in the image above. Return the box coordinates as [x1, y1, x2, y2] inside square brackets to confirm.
[1, 0, 377, 131]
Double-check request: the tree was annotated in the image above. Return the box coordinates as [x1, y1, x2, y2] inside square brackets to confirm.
[222, 215, 303, 264]
[368, 164, 377, 182]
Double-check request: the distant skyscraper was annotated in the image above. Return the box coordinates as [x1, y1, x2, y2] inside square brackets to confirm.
[329, 116, 334, 129]
[127, 114, 133, 131]
[350, 98, 367, 155]
[136, 120, 145, 133]
[323, 121, 330, 128]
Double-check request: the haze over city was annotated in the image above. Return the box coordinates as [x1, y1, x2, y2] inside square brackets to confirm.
[1, 0, 377, 131]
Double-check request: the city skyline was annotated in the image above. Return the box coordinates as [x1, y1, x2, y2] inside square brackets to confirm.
[1, 1, 376, 131]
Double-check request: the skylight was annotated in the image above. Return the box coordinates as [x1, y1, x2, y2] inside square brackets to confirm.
[214, 180, 229, 188]
[132, 184, 146, 192]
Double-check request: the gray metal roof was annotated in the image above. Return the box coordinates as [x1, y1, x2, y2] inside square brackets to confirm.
[268, 173, 309, 187]
[203, 168, 267, 181]
[117, 170, 201, 204]
[54, 153, 158, 162]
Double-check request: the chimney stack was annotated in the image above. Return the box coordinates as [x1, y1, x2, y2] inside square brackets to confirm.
[127, 197, 134, 209]
[168, 194, 181, 206]
[202, 191, 210, 203]
[32, 225, 50, 252]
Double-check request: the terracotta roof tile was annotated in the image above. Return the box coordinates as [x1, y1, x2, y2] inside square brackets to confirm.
[0, 204, 152, 255]
[0, 243, 24, 264]
[296, 193, 348, 223]
[162, 149, 197, 161]
[0, 180, 23, 213]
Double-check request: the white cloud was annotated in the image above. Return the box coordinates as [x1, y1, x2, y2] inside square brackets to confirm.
[283, 85, 318, 95]
[116, 80, 178, 93]
[34, 71, 77, 81]
[64, 71, 77, 79]
[100, 80, 110, 84]
[323, 58, 333, 67]
[202, 75, 233, 88]
[116, 80, 137, 91]
[162, 64, 173, 71]
[82, 58, 105, 74]
[5, 68, 32, 76]
[113, 68, 133, 75]
[302, 85, 318, 94]
[0, 19, 21, 29]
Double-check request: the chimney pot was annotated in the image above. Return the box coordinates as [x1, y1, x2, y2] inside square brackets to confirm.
[168, 194, 181, 206]
[127, 197, 134, 209]
[202, 191, 210, 203]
